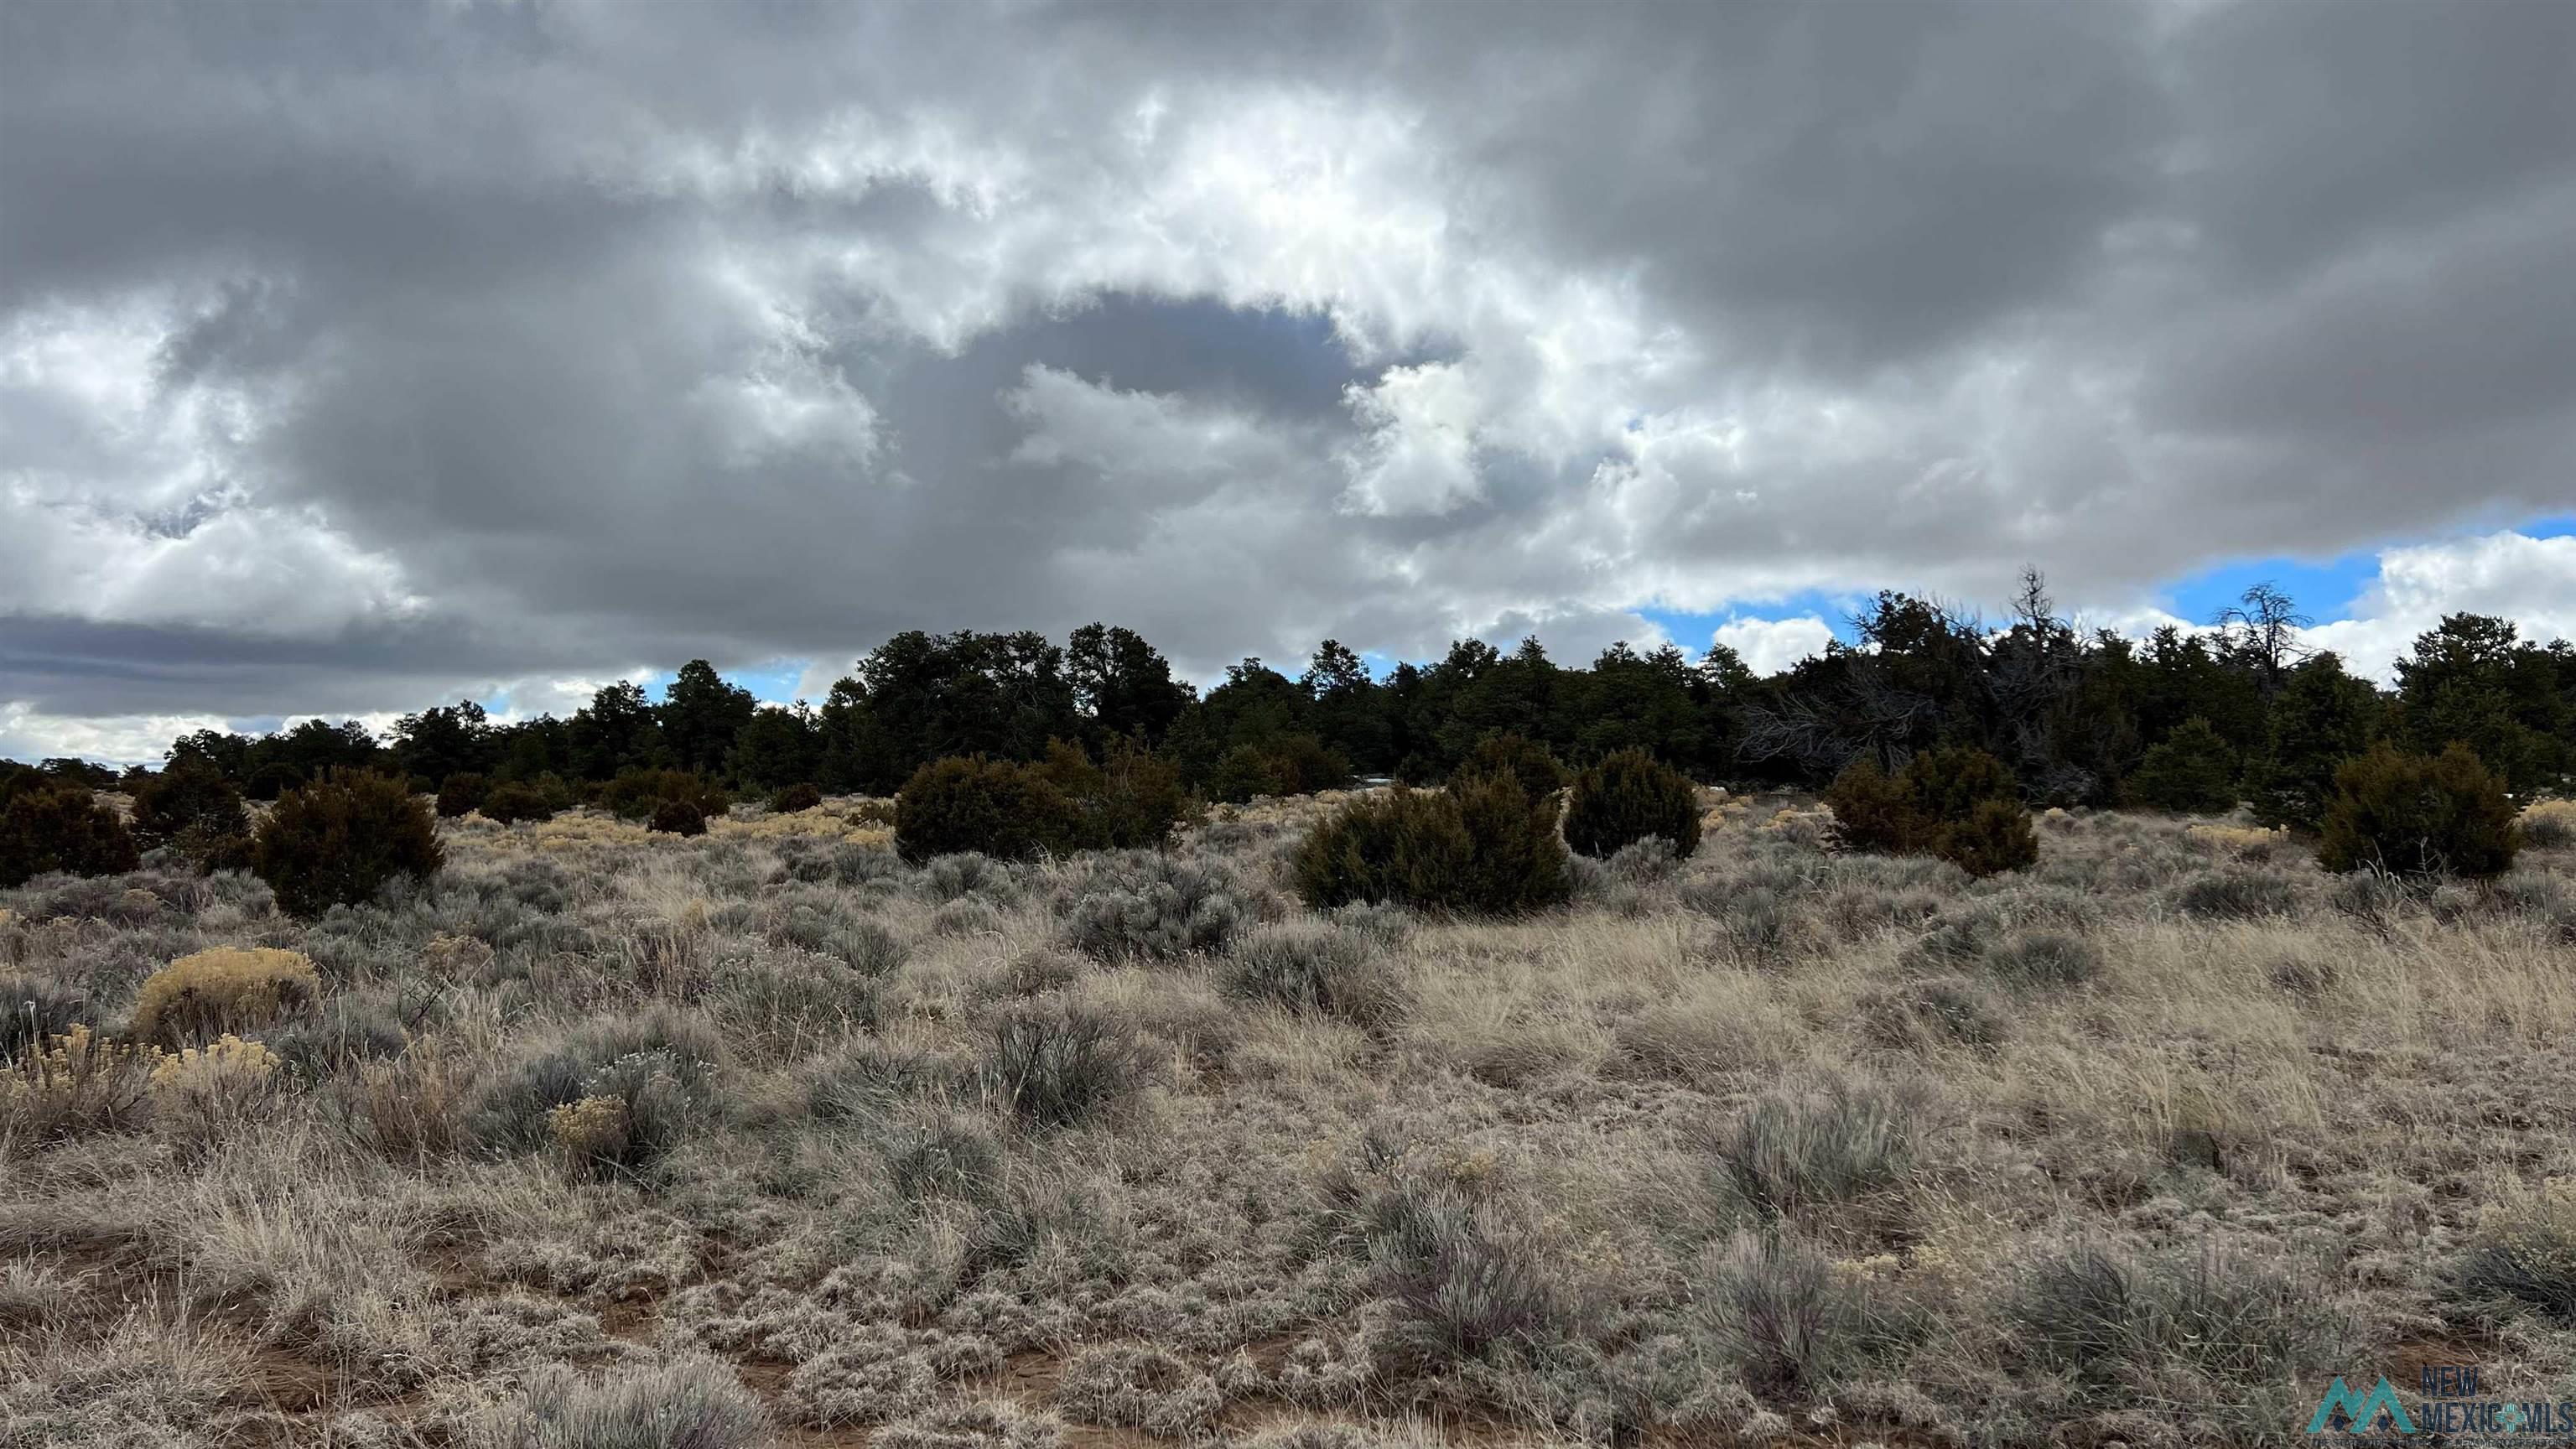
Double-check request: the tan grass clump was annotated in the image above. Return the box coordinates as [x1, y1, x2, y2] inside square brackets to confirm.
[2185, 823, 2292, 860]
[2, 1023, 153, 1140]
[708, 808, 894, 846]
[2520, 797, 2576, 849]
[129, 947, 319, 1047]
[339, 1051, 474, 1162]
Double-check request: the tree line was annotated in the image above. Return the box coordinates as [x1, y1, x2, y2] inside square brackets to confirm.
[10, 579, 2573, 822]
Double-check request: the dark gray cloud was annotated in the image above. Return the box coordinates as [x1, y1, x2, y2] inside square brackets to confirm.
[4, 0, 2573, 758]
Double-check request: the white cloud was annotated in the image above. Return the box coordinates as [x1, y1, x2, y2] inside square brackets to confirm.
[2300, 531, 2576, 683]
[1711, 615, 1836, 676]
[0, 704, 226, 767]
[1337, 361, 1484, 516]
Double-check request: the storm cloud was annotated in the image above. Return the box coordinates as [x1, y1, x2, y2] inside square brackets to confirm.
[5, 0, 2572, 759]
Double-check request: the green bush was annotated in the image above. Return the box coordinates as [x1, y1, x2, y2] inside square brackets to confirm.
[480, 776, 569, 825]
[1821, 758, 1924, 854]
[0, 787, 141, 888]
[1458, 732, 1565, 802]
[128, 758, 248, 847]
[252, 771, 444, 917]
[1041, 738, 1190, 849]
[1292, 776, 1567, 916]
[1857, 975, 2005, 1049]
[2319, 741, 2519, 879]
[771, 782, 823, 813]
[1825, 747, 2033, 879]
[648, 799, 707, 836]
[596, 768, 730, 823]
[894, 756, 1079, 864]
[2127, 718, 2241, 813]
[1905, 745, 2020, 823]
[1561, 747, 1700, 860]
[434, 771, 489, 818]
[1934, 797, 2039, 879]
[879, 1114, 1005, 1207]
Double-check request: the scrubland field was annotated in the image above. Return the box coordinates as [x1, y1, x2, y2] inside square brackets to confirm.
[6, 793, 2576, 1448]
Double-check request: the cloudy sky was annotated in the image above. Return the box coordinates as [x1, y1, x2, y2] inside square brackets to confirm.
[3, 0, 2572, 763]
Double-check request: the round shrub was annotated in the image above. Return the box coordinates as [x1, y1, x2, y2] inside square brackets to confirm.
[1057, 740, 1191, 850]
[1904, 745, 2021, 825]
[1935, 798, 2039, 880]
[1458, 732, 1566, 802]
[1822, 757, 1924, 854]
[480, 777, 566, 825]
[129, 758, 248, 847]
[252, 771, 444, 918]
[2320, 741, 2520, 880]
[1292, 777, 1567, 916]
[1832, 747, 2034, 878]
[895, 756, 1078, 864]
[1562, 747, 1700, 860]
[130, 947, 321, 1047]
[0, 787, 142, 888]
[2125, 718, 2240, 814]
[648, 799, 708, 836]
[434, 772, 489, 818]
[771, 782, 823, 813]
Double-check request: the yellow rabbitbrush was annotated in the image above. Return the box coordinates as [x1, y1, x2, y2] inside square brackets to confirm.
[130, 947, 319, 1048]
[148, 1033, 281, 1150]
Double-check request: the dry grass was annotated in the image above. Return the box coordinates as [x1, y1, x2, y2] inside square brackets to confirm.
[2, 800, 2572, 1446]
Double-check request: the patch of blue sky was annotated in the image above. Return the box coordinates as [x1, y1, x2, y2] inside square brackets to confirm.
[2152, 512, 2573, 630]
[1640, 588, 1867, 655]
